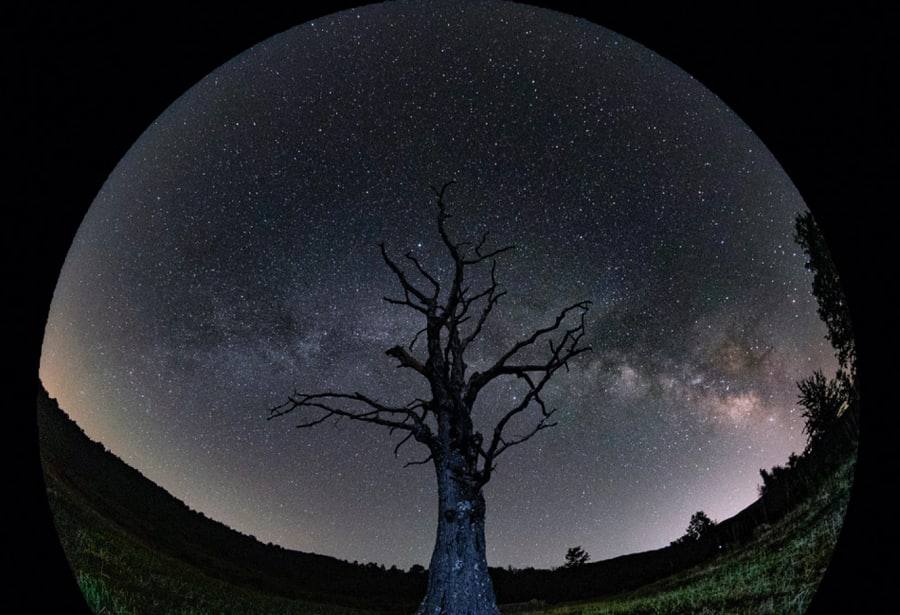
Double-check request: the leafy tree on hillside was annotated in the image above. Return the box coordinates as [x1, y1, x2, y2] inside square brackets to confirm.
[685, 511, 716, 541]
[671, 511, 716, 545]
[563, 546, 590, 568]
[794, 211, 857, 380]
[798, 370, 846, 450]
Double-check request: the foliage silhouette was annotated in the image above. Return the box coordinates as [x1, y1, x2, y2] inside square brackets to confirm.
[794, 211, 857, 380]
[670, 511, 716, 546]
[563, 546, 590, 568]
[753, 209, 860, 531]
[798, 370, 847, 451]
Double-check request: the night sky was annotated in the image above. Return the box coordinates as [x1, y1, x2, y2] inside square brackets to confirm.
[40, 0, 837, 569]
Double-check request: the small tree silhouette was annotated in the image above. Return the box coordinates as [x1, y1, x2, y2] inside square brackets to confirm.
[797, 370, 845, 451]
[563, 546, 590, 568]
[687, 511, 715, 540]
[685, 511, 715, 541]
[672, 511, 716, 545]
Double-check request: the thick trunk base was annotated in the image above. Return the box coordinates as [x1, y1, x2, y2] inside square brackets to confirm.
[415, 553, 498, 615]
[416, 474, 498, 615]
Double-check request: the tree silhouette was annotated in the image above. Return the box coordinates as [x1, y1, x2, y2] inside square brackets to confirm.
[793, 211, 856, 380]
[793, 211, 859, 454]
[563, 546, 590, 568]
[797, 370, 845, 453]
[671, 511, 716, 545]
[269, 182, 592, 615]
[686, 511, 715, 541]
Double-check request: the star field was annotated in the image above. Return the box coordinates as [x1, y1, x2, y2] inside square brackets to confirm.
[40, 0, 836, 569]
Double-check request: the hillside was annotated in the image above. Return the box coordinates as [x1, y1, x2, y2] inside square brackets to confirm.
[37, 385, 424, 613]
[37, 384, 854, 613]
[515, 454, 855, 614]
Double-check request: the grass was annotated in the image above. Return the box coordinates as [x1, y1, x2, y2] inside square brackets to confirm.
[77, 572, 135, 615]
[510, 455, 855, 615]
[44, 442, 854, 614]
[45, 472, 376, 615]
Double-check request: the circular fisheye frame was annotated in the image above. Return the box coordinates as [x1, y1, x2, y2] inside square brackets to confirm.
[38, 2, 859, 613]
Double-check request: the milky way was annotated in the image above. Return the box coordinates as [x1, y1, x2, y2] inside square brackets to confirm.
[40, 0, 837, 569]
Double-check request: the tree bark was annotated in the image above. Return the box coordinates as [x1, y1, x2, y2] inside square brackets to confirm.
[417, 454, 498, 615]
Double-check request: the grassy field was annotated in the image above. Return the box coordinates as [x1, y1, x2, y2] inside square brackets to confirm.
[45, 471, 375, 615]
[47, 453, 853, 614]
[513, 455, 855, 615]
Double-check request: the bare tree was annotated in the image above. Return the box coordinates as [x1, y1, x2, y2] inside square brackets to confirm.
[269, 182, 591, 614]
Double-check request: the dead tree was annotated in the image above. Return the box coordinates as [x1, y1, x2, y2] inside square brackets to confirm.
[269, 182, 591, 614]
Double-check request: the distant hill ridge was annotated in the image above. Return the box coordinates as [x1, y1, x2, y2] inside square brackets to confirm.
[36, 382, 821, 608]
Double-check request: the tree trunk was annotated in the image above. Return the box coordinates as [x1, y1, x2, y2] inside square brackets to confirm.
[417, 457, 498, 615]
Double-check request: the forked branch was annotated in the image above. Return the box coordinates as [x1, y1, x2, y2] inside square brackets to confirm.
[465, 300, 592, 405]
[268, 391, 434, 445]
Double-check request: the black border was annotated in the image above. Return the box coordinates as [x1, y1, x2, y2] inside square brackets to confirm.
[10, 2, 894, 612]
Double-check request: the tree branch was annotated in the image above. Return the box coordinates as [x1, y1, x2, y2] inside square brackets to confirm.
[404, 452, 434, 468]
[393, 431, 416, 457]
[477, 371, 561, 485]
[385, 345, 429, 377]
[473, 302, 592, 485]
[380, 243, 432, 310]
[466, 300, 592, 404]
[460, 259, 507, 350]
[268, 391, 433, 444]
[463, 244, 516, 265]
[495, 413, 558, 459]
[405, 252, 440, 298]
[409, 326, 427, 351]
